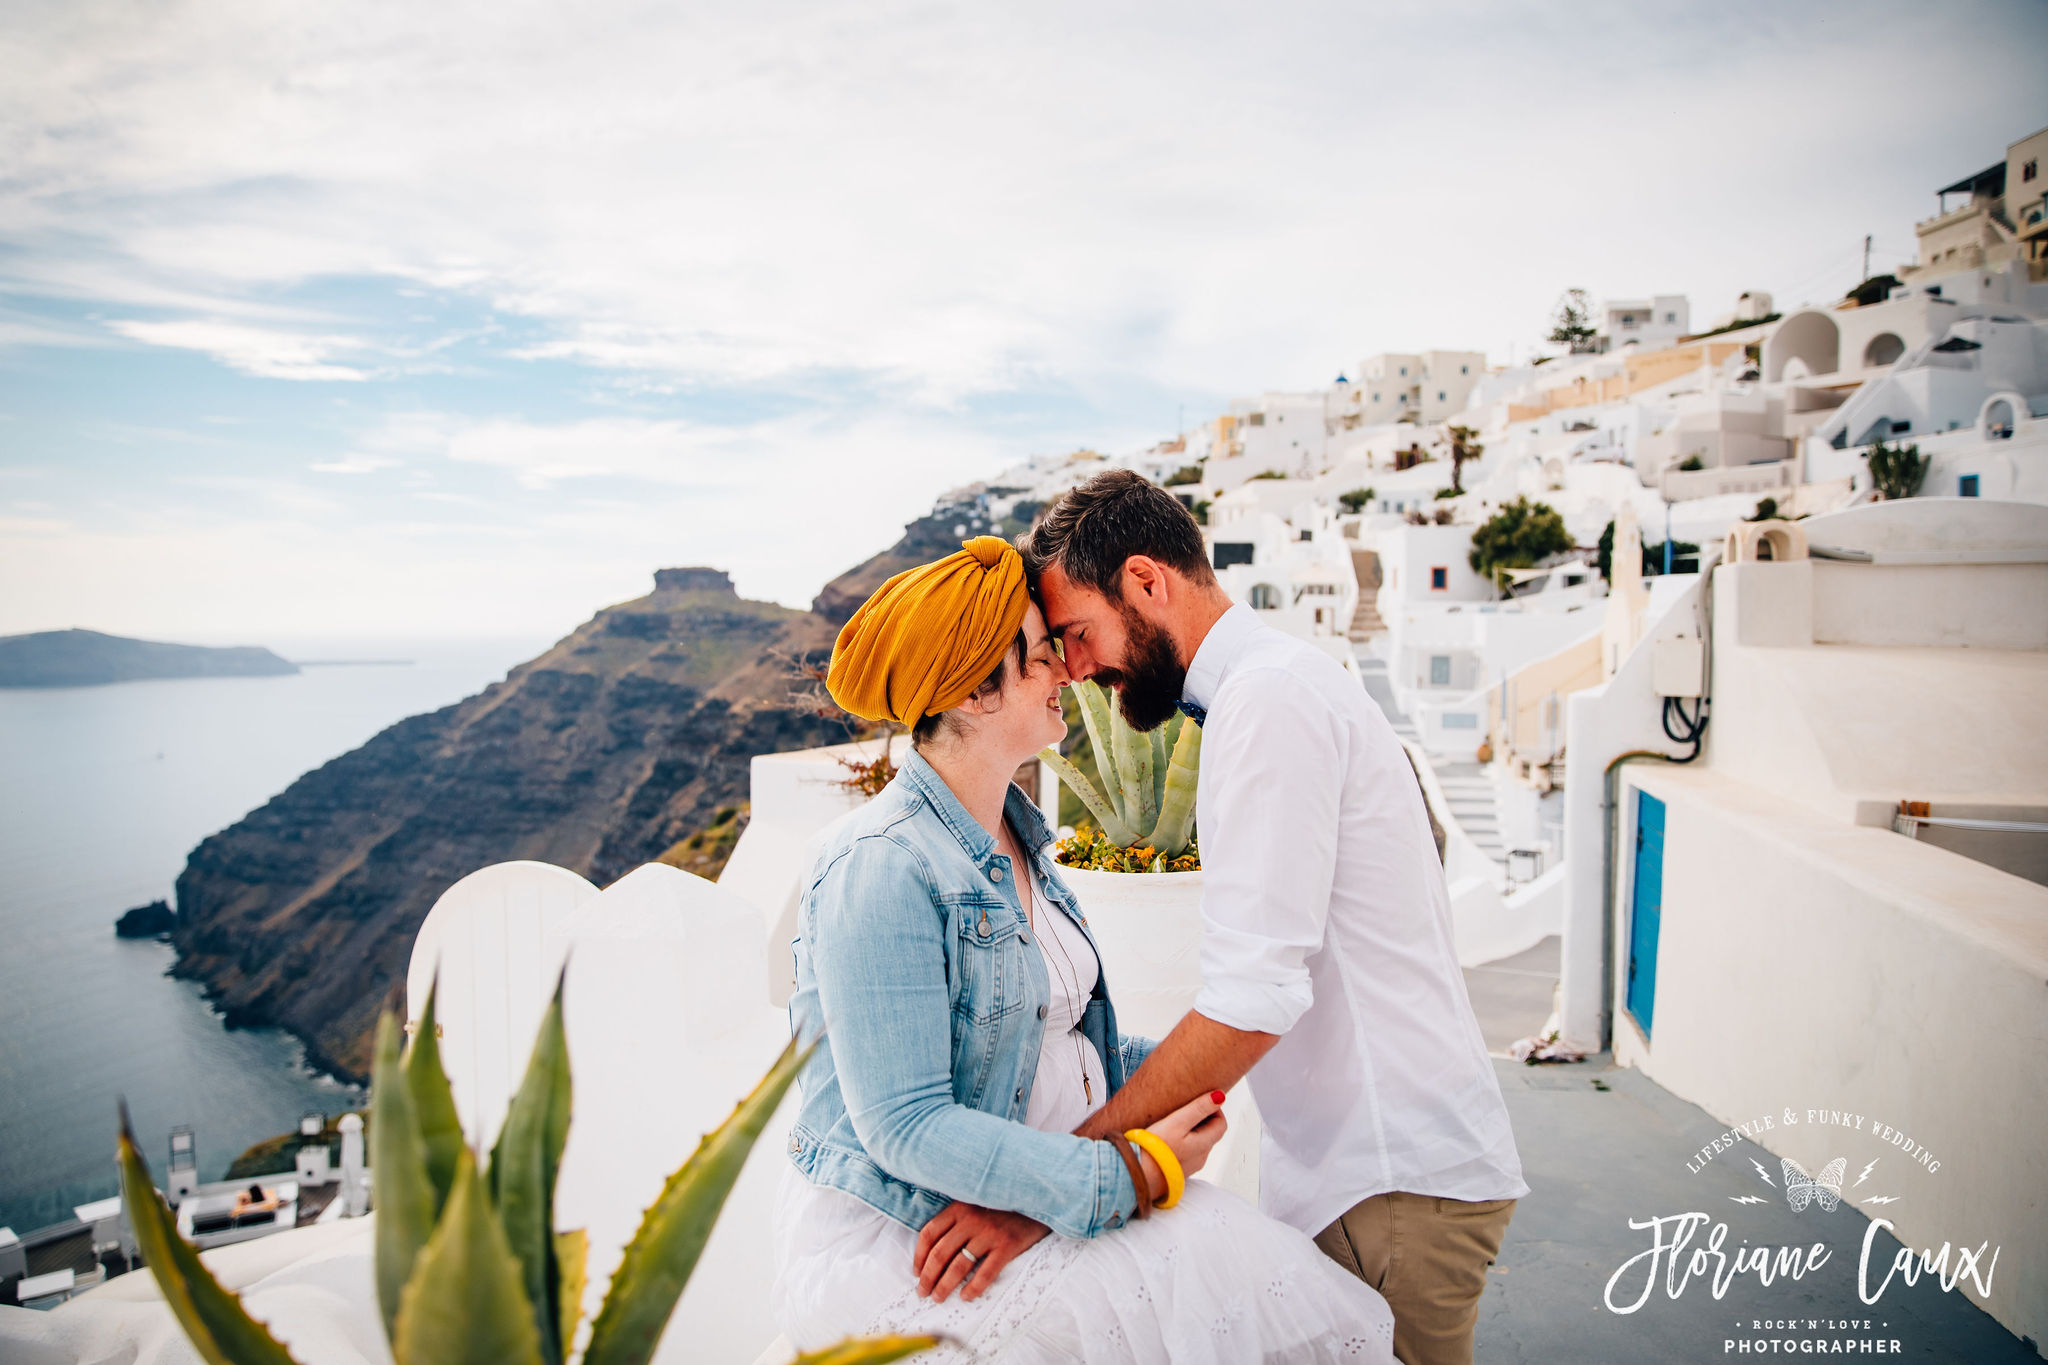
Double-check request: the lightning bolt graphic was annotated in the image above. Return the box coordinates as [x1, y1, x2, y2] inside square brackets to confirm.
[1855, 1159, 1879, 1188]
[1751, 1158, 1775, 1186]
[1729, 1195, 1768, 1205]
[1862, 1195, 1900, 1206]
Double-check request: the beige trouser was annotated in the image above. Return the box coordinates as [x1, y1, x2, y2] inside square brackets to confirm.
[1313, 1191, 1517, 1365]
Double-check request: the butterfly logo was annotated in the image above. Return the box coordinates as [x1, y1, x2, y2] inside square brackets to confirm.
[1782, 1157, 1846, 1213]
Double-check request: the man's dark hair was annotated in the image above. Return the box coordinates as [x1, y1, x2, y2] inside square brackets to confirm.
[1016, 469, 1215, 599]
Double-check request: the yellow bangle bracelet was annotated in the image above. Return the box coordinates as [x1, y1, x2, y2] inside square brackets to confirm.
[1124, 1128, 1186, 1210]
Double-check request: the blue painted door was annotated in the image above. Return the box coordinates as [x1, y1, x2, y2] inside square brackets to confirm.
[1626, 790, 1666, 1037]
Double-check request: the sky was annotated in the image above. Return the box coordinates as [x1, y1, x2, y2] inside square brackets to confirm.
[2, 0, 2044, 644]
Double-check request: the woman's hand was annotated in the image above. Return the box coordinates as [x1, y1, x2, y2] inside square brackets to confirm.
[1140, 1089, 1228, 1196]
[914, 1202, 1050, 1303]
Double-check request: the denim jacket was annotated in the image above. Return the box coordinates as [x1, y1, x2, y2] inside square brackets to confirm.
[784, 748, 1156, 1239]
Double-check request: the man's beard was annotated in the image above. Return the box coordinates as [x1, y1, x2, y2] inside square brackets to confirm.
[1092, 605, 1185, 732]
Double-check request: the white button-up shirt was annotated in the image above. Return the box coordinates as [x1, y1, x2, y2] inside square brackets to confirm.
[1186, 604, 1527, 1234]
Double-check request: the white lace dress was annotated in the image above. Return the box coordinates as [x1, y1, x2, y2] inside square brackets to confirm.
[770, 865, 1397, 1364]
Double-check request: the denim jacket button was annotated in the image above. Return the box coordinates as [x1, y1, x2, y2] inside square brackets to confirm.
[1019, 932, 1030, 945]
[1037, 1004, 1047, 1020]
[1108, 1213, 1123, 1229]
[988, 866, 1003, 882]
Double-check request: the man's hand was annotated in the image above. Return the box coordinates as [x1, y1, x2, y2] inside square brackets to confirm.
[913, 1202, 1049, 1302]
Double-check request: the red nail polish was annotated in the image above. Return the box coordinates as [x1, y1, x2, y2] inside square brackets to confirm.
[1210, 1090, 1226, 1104]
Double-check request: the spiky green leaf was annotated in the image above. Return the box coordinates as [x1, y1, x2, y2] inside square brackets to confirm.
[371, 1012, 439, 1341]
[581, 1036, 814, 1365]
[489, 978, 573, 1364]
[555, 1228, 589, 1360]
[1109, 685, 1157, 838]
[115, 1102, 302, 1365]
[392, 1149, 544, 1365]
[406, 979, 466, 1213]
[1149, 715, 1203, 857]
[1071, 681, 1127, 826]
[1149, 718, 1170, 817]
[1038, 747, 1136, 845]
[792, 1335, 943, 1365]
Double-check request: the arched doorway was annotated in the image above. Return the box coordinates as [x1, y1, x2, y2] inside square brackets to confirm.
[1862, 333, 1905, 367]
[1764, 311, 1840, 382]
[1985, 397, 2016, 438]
[1249, 583, 1281, 610]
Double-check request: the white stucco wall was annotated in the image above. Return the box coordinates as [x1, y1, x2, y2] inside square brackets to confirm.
[1610, 765, 2048, 1349]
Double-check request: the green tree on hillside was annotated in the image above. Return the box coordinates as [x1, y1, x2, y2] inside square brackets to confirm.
[1337, 487, 1376, 514]
[1471, 497, 1574, 590]
[1548, 288, 1598, 354]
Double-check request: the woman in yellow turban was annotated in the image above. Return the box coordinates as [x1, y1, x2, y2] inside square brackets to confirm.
[771, 537, 1397, 1363]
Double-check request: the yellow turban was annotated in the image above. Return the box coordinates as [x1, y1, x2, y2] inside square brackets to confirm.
[827, 536, 1029, 726]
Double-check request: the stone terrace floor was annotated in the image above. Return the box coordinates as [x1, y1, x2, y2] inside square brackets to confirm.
[1464, 943, 2038, 1363]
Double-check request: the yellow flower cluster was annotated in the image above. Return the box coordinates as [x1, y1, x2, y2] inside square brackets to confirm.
[1052, 825, 1201, 874]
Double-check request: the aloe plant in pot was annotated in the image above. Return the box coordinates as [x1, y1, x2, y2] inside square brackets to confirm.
[1034, 678, 1206, 1037]
[114, 980, 933, 1365]
[1038, 679, 1201, 873]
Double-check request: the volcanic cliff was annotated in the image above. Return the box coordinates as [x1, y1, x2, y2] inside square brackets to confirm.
[167, 497, 1000, 1082]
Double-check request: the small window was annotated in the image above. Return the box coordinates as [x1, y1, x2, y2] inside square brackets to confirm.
[1429, 656, 1452, 686]
[1399, 366, 1408, 377]
[1372, 392, 1381, 402]
[1664, 312, 1676, 323]
[2025, 159, 2038, 183]
[1249, 583, 1280, 610]
[1891, 419, 1911, 434]
[1461, 365, 1469, 375]
[1213, 542, 1256, 569]
[1430, 566, 1449, 590]
[1299, 528, 1313, 541]
[1959, 474, 1980, 497]
[1442, 712, 1477, 729]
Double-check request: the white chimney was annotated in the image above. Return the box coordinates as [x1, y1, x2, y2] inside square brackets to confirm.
[338, 1113, 368, 1217]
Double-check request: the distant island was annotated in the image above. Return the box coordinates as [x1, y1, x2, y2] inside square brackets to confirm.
[0, 628, 300, 688]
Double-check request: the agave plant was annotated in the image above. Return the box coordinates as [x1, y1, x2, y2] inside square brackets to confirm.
[116, 979, 933, 1365]
[1038, 678, 1201, 861]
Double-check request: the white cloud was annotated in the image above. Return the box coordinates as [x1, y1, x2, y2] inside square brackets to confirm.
[9, 2, 2040, 397]
[109, 318, 371, 381]
[310, 454, 401, 474]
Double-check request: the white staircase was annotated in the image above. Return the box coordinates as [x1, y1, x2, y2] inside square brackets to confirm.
[1431, 761, 1508, 867]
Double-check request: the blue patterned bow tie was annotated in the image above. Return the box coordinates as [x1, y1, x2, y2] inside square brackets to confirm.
[1177, 699, 1207, 728]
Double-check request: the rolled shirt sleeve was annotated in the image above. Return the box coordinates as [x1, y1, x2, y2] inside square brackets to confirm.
[1192, 670, 1343, 1037]
[808, 833, 1141, 1239]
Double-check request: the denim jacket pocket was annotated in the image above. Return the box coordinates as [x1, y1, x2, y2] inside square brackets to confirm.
[953, 897, 1028, 1025]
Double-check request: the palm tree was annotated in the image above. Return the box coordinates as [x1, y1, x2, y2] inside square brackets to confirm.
[1446, 425, 1483, 495]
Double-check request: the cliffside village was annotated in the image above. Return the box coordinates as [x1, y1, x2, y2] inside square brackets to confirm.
[6, 124, 2044, 1363]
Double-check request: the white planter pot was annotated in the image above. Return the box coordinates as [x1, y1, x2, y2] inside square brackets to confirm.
[1057, 865, 1263, 1207]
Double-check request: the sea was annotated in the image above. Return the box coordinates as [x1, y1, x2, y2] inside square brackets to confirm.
[0, 637, 550, 1236]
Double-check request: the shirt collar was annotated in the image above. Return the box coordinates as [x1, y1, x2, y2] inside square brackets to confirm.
[1182, 602, 1261, 712]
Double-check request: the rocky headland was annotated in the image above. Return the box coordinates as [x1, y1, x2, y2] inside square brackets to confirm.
[164, 493, 1018, 1082]
[0, 628, 298, 688]
[115, 899, 177, 938]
